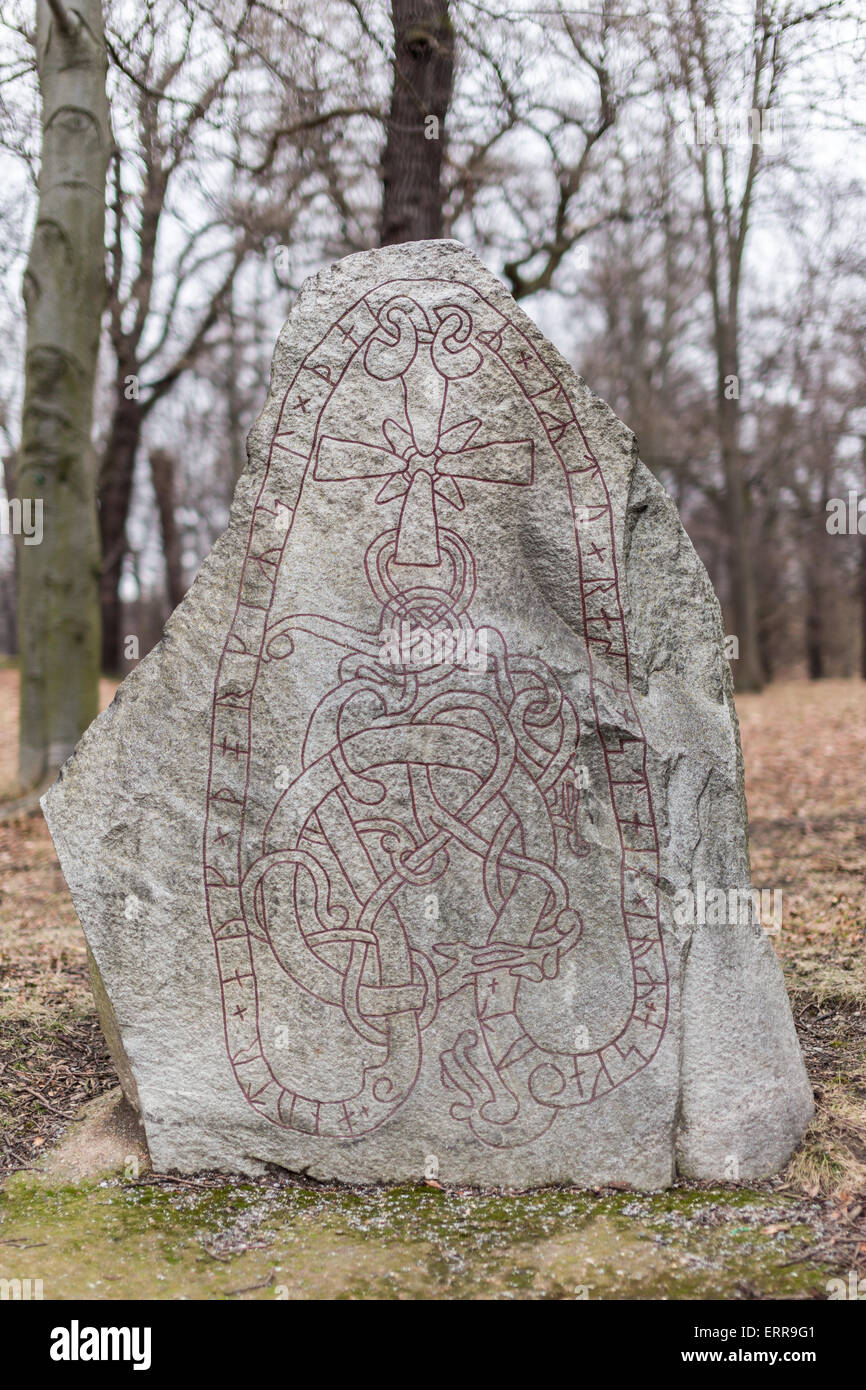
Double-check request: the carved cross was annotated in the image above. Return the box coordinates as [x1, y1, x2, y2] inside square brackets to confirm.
[315, 417, 534, 565]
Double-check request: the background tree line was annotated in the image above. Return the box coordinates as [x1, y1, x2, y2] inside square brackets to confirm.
[0, 0, 863, 786]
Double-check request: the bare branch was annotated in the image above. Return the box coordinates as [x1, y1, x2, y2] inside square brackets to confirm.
[44, 0, 74, 39]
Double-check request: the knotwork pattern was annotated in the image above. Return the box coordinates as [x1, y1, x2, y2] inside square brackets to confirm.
[204, 281, 668, 1147]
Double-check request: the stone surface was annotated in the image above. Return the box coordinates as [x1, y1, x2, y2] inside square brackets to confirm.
[34, 1090, 148, 1184]
[42, 240, 813, 1186]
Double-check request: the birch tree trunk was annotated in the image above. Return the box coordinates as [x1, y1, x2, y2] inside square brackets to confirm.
[17, 0, 111, 787]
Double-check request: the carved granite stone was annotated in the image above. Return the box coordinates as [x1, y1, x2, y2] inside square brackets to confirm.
[42, 240, 813, 1186]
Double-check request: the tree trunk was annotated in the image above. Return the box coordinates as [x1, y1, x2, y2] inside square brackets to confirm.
[226, 290, 246, 488]
[149, 448, 185, 612]
[99, 378, 142, 671]
[804, 556, 823, 680]
[380, 0, 454, 245]
[716, 336, 763, 692]
[17, 0, 111, 787]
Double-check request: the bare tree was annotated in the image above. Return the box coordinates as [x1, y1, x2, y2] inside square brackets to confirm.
[97, 0, 386, 667]
[3, 0, 864, 693]
[97, 4, 258, 669]
[659, 0, 857, 689]
[579, 128, 714, 499]
[452, 0, 645, 300]
[17, 0, 110, 786]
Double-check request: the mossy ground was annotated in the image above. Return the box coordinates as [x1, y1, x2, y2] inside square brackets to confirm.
[0, 1172, 839, 1300]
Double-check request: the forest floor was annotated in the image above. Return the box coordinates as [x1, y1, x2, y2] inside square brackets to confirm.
[0, 664, 864, 1299]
